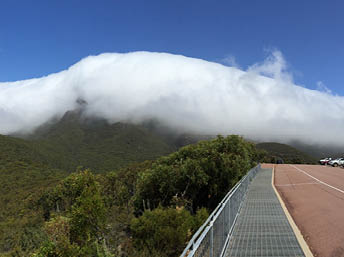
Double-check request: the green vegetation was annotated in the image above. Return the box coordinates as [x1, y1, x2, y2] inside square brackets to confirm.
[256, 142, 317, 164]
[28, 111, 177, 172]
[0, 114, 265, 257]
[32, 135, 262, 257]
[0, 113, 178, 256]
[134, 135, 263, 213]
[131, 207, 208, 257]
[289, 140, 344, 160]
[0, 134, 67, 256]
[33, 170, 111, 257]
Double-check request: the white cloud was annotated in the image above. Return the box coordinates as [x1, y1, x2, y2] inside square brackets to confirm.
[247, 50, 293, 83]
[0, 51, 343, 146]
[316, 81, 332, 94]
[220, 55, 240, 68]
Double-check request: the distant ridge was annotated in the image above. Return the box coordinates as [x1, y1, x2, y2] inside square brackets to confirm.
[288, 140, 344, 160]
[256, 142, 317, 164]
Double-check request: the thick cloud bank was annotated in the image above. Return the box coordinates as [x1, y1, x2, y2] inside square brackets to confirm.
[1, 51, 343, 145]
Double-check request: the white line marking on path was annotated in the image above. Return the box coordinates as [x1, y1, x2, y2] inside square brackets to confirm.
[275, 182, 319, 187]
[290, 165, 344, 194]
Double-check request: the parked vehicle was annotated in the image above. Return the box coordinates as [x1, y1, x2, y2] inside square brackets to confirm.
[328, 158, 344, 167]
[319, 157, 332, 165]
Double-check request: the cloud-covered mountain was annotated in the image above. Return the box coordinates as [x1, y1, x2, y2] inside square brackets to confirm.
[1, 51, 343, 146]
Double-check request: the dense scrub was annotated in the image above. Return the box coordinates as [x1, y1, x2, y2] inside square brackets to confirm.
[0, 133, 264, 256]
[31, 135, 264, 257]
[33, 170, 110, 257]
[0, 135, 68, 256]
[134, 135, 263, 213]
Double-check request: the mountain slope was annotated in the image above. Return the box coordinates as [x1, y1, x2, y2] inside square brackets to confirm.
[0, 134, 68, 255]
[256, 142, 317, 164]
[0, 110, 184, 255]
[289, 141, 344, 160]
[26, 110, 177, 172]
[0, 112, 181, 255]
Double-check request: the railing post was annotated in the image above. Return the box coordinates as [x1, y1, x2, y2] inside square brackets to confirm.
[228, 198, 231, 229]
[210, 224, 214, 257]
[222, 206, 225, 246]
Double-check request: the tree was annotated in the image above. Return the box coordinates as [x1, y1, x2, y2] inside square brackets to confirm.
[33, 170, 111, 257]
[134, 135, 260, 213]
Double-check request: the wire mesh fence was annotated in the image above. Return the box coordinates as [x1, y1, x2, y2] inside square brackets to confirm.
[180, 164, 261, 257]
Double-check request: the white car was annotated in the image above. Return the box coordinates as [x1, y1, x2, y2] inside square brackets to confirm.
[328, 158, 344, 167]
[319, 157, 332, 165]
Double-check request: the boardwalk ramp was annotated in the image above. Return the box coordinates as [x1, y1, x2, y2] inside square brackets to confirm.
[225, 168, 305, 256]
[180, 167, 306, 257]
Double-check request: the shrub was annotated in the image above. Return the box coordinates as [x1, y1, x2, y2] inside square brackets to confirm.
[130, 207, 208, 257]
[33, 170, 111, 257]
[134, 135, 259, 213]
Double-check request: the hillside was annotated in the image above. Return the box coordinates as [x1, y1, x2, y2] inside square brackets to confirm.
[288, 141, 344, 160]
[33, 135, 262, 257]
[256, 142, 317, 164]
[0, 133, 264, 256]
[0, 115, 178, 256]
[23, 110, 178, 172]
[0, 111, 181, 256]
[0, 134, 68, 255]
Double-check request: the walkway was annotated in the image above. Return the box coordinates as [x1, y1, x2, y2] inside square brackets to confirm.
[224, 168, 305, 257]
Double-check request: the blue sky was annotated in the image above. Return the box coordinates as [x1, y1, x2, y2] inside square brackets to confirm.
[0, 0, 343, 95]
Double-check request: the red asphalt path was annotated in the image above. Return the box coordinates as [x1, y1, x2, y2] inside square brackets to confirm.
[273, 164, 344, 257]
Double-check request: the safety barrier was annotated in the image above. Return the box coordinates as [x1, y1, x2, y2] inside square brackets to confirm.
[179, 164, 261, 257]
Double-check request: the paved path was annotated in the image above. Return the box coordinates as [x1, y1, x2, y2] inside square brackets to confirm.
[225, 168, 305, 257]
[275, 164, 344, 257]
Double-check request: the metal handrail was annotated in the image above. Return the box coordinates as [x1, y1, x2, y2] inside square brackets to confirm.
[180, 164, 260, 257]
